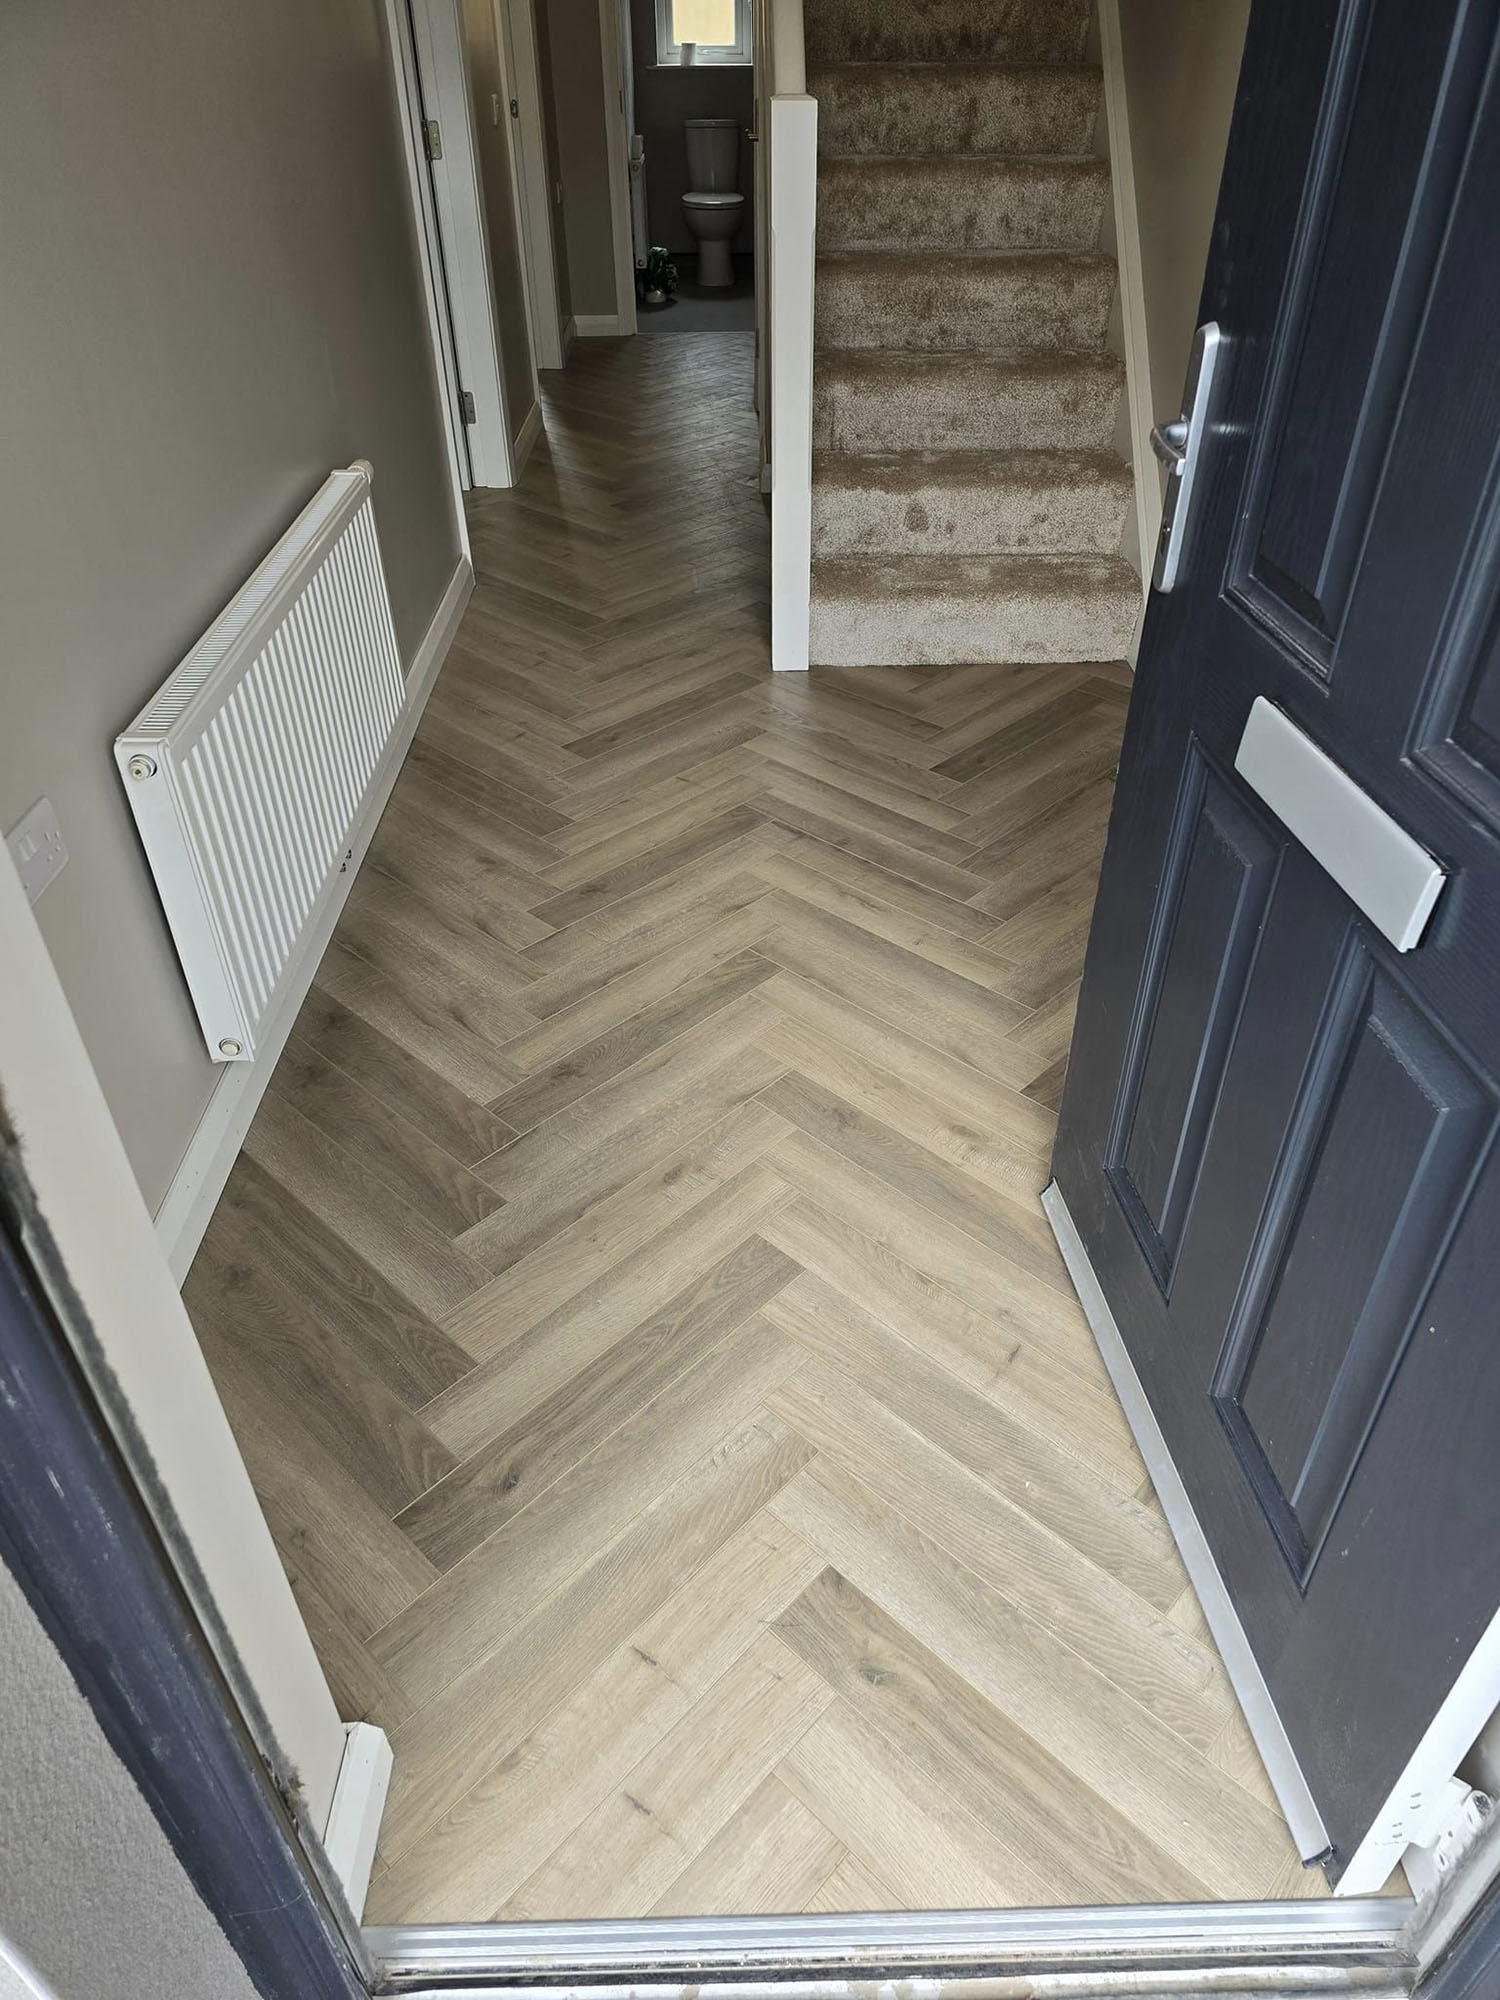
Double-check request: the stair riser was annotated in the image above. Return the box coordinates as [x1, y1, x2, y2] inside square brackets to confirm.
[812, 67, 1101, 158]
[806, 0, 1091, 65]
[818, 160, 1109, 254]
[816, 258, 1115, 352]
[812, 468, 1132, 558]
[808, 576, 1140, 666]
[815, 363, 1123, 453]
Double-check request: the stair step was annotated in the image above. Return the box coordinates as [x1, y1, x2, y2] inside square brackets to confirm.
[808, 554, 1141, 666]
[812, 63, 1101, 159]
[818, 156, 1110, 253]
[806, 0, 1092, 66]
[812, 450, 1133, 557]
[814, 349, 1124, 453]
[816, 251, 1116, 352]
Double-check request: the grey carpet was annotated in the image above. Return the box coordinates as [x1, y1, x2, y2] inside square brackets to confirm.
[806, 0, 1139, 666]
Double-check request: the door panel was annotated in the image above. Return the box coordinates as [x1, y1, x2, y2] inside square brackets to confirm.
[1054, 0, 1500, 1886]
[1106, 750, 1281, 1292]
[1226, 0, 1486, 678]
[1415, 495, 1500, 831]
[1216, 948, 1494, 1587]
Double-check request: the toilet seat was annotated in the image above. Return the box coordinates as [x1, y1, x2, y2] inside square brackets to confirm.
[682, 191, 744, 209]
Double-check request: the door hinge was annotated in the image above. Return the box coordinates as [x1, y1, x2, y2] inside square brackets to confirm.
[510, 96, 521, 118]
[423, 118, 443, 162]
[460, 390, 477, 425]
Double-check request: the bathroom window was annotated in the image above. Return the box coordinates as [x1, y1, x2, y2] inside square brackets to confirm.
[655, 0, 752, 64]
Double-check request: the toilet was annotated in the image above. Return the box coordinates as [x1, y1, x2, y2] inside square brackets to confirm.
[681, 118, 743, 287]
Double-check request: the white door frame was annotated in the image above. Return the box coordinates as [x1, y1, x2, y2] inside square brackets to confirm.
[382, 0, 475, 539]
[0, 845, 350, 1833]
[598, 0, 639, 337]
[405, 0, 519, 487]
[496, 0, 567, 370]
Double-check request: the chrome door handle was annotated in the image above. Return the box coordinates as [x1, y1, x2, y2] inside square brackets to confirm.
[1150, 418, 1189, 470]
[1152, 321, 1223, 592]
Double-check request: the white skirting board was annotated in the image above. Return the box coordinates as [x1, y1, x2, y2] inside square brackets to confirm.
[321, 1722, 394, 1923]
[572, 313, 630, 336]
[153, 554, 474, 1283]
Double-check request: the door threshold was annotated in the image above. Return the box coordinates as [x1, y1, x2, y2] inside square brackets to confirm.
[366, 1899, 1415, 1994]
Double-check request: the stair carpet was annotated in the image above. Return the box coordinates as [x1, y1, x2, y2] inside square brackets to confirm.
[807, 0, 1140, 667]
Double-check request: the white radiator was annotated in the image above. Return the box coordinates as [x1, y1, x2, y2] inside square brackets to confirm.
[116, 463, 405, 1063]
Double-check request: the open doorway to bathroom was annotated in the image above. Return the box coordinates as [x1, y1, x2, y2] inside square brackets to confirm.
[631, 0, 756, 333]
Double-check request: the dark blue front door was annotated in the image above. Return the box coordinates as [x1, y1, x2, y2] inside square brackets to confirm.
[1055, 0, 1500, 1886]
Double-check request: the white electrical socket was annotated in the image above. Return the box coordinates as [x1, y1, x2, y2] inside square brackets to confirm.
[6, 796, 69, 905]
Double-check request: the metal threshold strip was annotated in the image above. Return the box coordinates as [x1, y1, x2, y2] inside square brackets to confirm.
[367, 1899, 1416, 1996]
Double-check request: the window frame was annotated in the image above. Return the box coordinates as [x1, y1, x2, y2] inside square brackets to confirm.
[653, 0, 752, 66]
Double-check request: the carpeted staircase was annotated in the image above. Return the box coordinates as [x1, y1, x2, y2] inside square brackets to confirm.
[806, 0, 1140, 666]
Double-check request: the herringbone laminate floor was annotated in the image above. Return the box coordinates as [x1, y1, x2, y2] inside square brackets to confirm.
[186, 333, 1327, 1921]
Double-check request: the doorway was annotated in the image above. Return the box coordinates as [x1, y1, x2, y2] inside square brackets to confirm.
[15, 0, 1500, 1962]
[394, 0, 543, 484]
[629, 0, 756, 334]
[164, 0, 1482, 1927]
[496, 0, 570, 370]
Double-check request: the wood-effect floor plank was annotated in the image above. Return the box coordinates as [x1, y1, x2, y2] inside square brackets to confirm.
[775, 1569, 1207, 1904]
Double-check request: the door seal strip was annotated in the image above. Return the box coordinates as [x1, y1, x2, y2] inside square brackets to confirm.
[1040, 1179, 1331, 1862]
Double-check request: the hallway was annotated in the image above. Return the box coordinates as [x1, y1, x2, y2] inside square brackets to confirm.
[184, 333, 1320, 1920]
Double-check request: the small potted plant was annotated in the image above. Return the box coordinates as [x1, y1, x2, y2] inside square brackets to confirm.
[641, 246, 678, 308]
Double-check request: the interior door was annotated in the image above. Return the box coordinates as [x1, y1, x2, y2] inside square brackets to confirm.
[498, 0, 567, 371]
[1052, 0, 1500, 1893]
[397, 0, 475, 486]
[406, 0, 516, 486]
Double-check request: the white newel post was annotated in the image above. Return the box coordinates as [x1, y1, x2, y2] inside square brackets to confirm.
[769, 0, 817, 673]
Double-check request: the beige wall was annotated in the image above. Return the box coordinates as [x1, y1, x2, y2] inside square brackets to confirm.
[1117, 0, 1251, 442]
[463, 0, 541, 430]
[544, 0, 622, 317]
[0, 0, 461, 1213]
